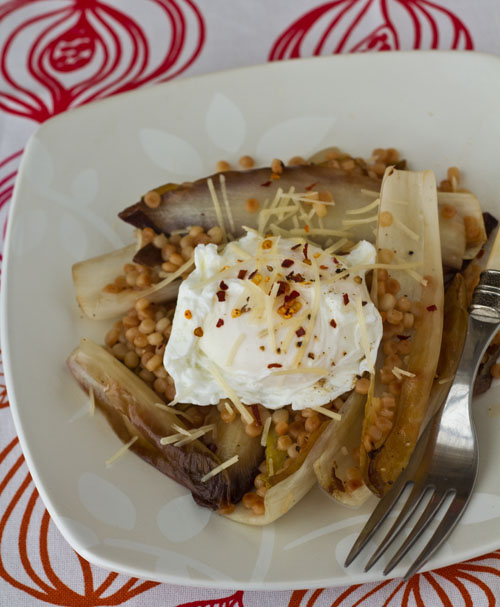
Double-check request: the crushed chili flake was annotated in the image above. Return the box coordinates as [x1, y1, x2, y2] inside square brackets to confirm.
[260, 345, 265, 351]
[248, 269, 257, 279]
[238, 269, 247, 280]
[320, 265, 328, 270]
[193, 327, 204, 337]
[216, 318, 224, 328]
[330, 319, 337, 328]
[262, 239, 273, 250]
[305, 182, 317, 191]
[291, 243, 301, 250]
[296, 327, 306, 338]
[397, 334, 411, 340]
[251, 404, 262, 425]
[277, 281, 289, 296]
[232, 309, 242, 318]
[216, 290, 226, 302]
[260, 180, 272, 187]
[362, 301, 367, 306]
[303, 259, 312, 265]
[304, 225, 310, 233]
[343, 293, 350, 305]
[184, 310, 192, 319]
[287, 271, 305, 283]
[281, 259, 294, 268]
[268, 363, 282, 369]
[266, 265, 274, 272]
[335, 268, 344, 274]
[427, 304, 437, 311]
[308, 353, 315, 359]
[297, 341, 303, 347]
[333, 257, 339, 264]
[313, 253, 321, 259]
[285, 290, 300, 303]
[219, 280, 229, 290]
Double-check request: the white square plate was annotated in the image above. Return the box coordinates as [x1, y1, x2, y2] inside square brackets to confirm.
[4, 51, 500, 589]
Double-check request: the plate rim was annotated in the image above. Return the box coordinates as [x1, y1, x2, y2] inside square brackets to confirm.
[3, 49, 500, 590]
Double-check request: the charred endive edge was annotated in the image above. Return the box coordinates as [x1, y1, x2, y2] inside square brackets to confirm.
[314, 392, 372, 508]
[360, 168, 444, 497]
[66, 339, 232, 510]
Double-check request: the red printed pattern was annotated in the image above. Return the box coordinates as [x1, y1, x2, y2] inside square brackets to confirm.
[269, 0, 473, 59]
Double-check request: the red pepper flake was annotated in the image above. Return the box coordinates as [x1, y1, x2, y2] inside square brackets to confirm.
[267, 363, 282, 369]
[277, 281, 289, 296]
[184, 310, 192, 319]
[308, 352, 315, 359]
[219, 280, 229, 290]
[304, 225, 310, 233]
[281, 258, 294, 268]
[333, 257, 339, 264]
[305, 182, 317, 191]
[291, 243, 301, 250]
[427, 304, 437, 311]
[216, 318, 224, 328]
[238, 269, 247, 280]
[330, 319, 337, 328]
[296, 327, 306, 337]
[343, 293, 349, 305]
[260, 180, 272, 187]
[193, 327, 204, 337]
[303, 243, 309, 259]
[320, 265, 328, 270]
[216, 290, 226, 302]
[285, 290, 300, 303]
[397, 334, 410, 340]
[251, 404, 262, 425]
[287, 271, 305, 283]
[248, 269, 257, 279]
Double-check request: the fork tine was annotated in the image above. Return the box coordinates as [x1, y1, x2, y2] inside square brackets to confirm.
[364, 483, 428, 572]
[402, 491, 472, 580]
[344, 478, 411, 567]
[383, 489, 451, 576]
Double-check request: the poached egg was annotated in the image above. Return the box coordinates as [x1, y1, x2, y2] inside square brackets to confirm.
[163, 231, 382, 410]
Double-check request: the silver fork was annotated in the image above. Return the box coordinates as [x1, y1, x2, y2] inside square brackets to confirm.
[344, 269, 500, 580]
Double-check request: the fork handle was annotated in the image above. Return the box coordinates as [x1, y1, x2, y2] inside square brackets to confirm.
[442, 270, 500, 421]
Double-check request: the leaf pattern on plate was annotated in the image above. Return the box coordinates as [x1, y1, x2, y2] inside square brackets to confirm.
[78, 472, 137, 531]
[157, 494, 212, 542]
[205, 93, 247, 154]
[140, 128, 205, 176]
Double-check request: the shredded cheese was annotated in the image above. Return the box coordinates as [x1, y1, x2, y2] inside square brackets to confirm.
[160, 433, 185, 445]
[154, 258, 195, 288]
[313, 406, 342, 421]
[342, 214, 379, 226]
[346, 198, 380, 215]
[361, 188, 380, 197]
[172, 423, 191, 437]
[288, 227, 353, 237]
[207, 363, 253, 424]
[201, 455, 239, 483]
[261, 416, 272, 447]
[105, 436, 138, 468]
[438, 376, 453, 385]
[393, 366, 416, 378]
[354, 296, 374, 373]
[219, 174, 235, 234]
[207, 178, 228, 242]
[88, 388, 95, 416]
[394, 217, 420, 241]
[226, 333, 246, 366]
[268, 457, 274, 477]
[174, 424, 215, 447]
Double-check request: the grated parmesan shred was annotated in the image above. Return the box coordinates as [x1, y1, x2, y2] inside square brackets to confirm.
[226, 334, 246, 366]
[201, 455, 239, 482]
[207, 363, 253, 424]
[88, 388, 95, 416]
[219, 174, 235, 234]
[105, 436, 138, 468]
[207, 178, 228, 242]
[261, 416, 272, 447]
[394, 217, 420, 241]
[313, 405, 342, 421]
[354, 296, 374, 374]
[346, 198, 380, 215]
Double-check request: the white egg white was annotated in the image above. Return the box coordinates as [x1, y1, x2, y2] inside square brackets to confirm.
[163, 232, 382, 410]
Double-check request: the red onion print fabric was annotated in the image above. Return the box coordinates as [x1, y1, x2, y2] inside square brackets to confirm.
[2, 1, 500, 606]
